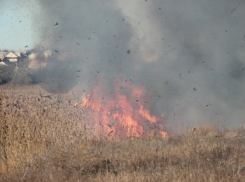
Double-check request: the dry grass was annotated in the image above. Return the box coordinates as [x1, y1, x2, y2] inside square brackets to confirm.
[1, 85, 245, 181]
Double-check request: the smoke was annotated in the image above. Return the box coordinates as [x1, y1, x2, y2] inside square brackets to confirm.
[35, 0, 245, 130]
[0, 1, 7, 10]
[146, 0, 245, 130]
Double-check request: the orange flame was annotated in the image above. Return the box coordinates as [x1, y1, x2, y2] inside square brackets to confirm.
[81, 79, 167, 138]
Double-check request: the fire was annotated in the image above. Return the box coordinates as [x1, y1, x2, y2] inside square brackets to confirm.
[81, 79, 167, 138]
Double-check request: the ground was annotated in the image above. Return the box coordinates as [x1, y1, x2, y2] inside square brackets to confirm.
[1, 84, 245, 182]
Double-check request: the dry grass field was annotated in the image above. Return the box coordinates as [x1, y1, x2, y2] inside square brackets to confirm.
[1, 85, 245, 181]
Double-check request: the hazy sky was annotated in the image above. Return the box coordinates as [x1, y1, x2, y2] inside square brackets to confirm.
[0, 0, 41, 50]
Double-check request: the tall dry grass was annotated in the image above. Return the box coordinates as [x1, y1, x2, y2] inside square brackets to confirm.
[1, 85, 245, 182]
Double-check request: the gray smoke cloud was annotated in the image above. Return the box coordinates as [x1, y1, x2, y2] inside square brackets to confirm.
[35, 0, 245, 131]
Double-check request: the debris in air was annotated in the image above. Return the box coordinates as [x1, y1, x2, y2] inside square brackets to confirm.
[74, 103, 78, 107]
[230, 6, 238, 13]
[108, 131, 114, 136]
[40, 94, 52, 99]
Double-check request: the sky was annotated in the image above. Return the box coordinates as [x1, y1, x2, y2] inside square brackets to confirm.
[0, 0, 41, 50]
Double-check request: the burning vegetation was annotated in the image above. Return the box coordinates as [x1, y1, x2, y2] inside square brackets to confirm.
[81, 78, 167, 138]
[1, 0, 245, 181]
[0, 48, 167, 138]
[1, 85, 245, 181]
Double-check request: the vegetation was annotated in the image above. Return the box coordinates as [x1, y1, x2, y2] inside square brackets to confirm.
[1, 85, 245, 182]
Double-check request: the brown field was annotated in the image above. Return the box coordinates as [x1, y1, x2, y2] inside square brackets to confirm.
[1, 85, 245, 182]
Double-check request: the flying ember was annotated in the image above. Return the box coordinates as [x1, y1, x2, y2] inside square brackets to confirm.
[81, 79, 167, 138]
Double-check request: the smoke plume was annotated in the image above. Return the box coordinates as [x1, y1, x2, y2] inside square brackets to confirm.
[35, 0, 245, 130]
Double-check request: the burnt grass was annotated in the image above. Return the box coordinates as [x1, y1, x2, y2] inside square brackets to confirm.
[1, 85, 245, 181]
